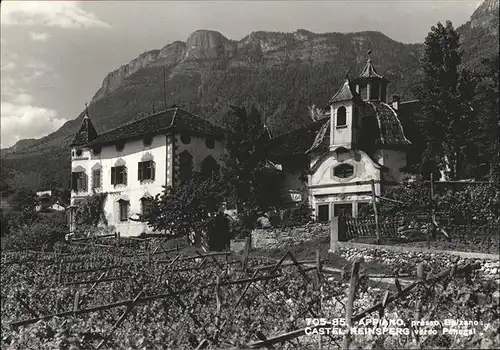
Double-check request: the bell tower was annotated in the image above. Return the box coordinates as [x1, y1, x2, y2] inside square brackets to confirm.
[352, 50, 389, 103]
[328, 78, 363, 151]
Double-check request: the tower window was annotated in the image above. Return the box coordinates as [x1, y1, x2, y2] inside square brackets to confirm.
[370, 83, 379, 100]
[336, 107, 347, 127]
[143, 136, 153, 147]
[92, 146, 102, 156]
[75, 149, 83, 157]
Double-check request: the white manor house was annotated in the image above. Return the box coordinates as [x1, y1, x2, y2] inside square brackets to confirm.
[68, 57, 416, 236]
[68, 107, 227, 236]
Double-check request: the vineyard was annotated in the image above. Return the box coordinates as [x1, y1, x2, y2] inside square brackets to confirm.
[1, 239, 499, 349]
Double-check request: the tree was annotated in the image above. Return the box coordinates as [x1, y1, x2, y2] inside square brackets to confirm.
[472, 53, 499, 181]
[141, 174, 226, 244]
[416, 21, 476, 180]
[9, 189, 37, 216]
[223, 105, 283, 218]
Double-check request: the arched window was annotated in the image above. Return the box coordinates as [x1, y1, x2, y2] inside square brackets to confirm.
[200, 156, 220, 179]
[92, 146, 102, 156]
[179, 150, 193, 182]
[336, 106, 347, 127]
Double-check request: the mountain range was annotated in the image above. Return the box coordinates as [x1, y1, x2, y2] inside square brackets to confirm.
[1, 0, 498, 191]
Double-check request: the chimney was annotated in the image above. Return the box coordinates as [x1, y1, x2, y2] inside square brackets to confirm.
[391, 95, 400, 110]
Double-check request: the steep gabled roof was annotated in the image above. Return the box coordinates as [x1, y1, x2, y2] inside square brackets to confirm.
[85, 107, 226, 147]
[70, 115, 98, 147]
[329, 79, 362, 104]
[267, 121, 325, 159]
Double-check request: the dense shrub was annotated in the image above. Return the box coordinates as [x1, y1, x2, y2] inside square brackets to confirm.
[1, 221, 67, 251]
[282, 202, 314, 227]
[206, 214, 231, 251]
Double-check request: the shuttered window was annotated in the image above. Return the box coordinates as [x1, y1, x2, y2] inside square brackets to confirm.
[92, 169, 101, 189]
[71, 172, 88, 192]
[111, 166, 127, 185]
[138, 161, 155, 181]
[141, 197, 154, 215]
[119, 200, 129, 222]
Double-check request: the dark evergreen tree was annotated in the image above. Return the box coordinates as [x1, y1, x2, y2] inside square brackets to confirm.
[472, 53, 499, 181]
[223, 105, 282, 217]
[416, 21, 476, 180]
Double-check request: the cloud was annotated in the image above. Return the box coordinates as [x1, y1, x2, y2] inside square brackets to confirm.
[21, 61, 53, 82]
[12, 93, 34, 105]
[29, 31, 51, 42]
[1, 1, 111, 29]
[1, 72, 65, 148]
[1, 98, 67, 148]
[1, 61, 16, 72]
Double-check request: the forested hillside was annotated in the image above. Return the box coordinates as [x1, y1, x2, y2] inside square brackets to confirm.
[1, 0, 498, 191]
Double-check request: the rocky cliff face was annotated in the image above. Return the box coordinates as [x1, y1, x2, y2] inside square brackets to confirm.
[91, 41, 188, 102]
[91, 30, 239, 103]
[457, 0, 498, 70]
[470, 0, 499, 31]
[90, 29, 422, 104]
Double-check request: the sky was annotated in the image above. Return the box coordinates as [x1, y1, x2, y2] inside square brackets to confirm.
[0, 0, 481, 148]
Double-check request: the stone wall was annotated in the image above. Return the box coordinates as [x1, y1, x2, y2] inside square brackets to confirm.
[250, 223, 330, 250]
[336, 244, 500, 279]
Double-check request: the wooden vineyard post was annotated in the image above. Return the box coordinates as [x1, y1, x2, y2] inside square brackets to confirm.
[73, 292, 80, 314]
[147, 241, 151, 266]
[242, 236, 251, 271]
[316, 248, 323, 350]
[428, 173, 434, 249]
[370, 180, 381, 244]
[414, 262, 425, 345]
[57, 259, 64, 284]
[215, 275, 221, 328]
[343, 259, 361, 350]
